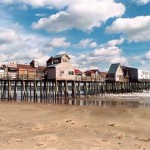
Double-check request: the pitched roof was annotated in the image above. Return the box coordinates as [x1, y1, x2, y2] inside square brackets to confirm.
[75, 69, 82, 74]
[46, 57, 53, 63]
[108, 63, 121, 74]
[54, 54, 70, 59]
[17, 64, 46, 71]
[46, 54, 70, 63]
[89, 69, 100, 74]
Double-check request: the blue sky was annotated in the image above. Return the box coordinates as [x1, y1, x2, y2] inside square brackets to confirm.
[0, 0, 150, 71]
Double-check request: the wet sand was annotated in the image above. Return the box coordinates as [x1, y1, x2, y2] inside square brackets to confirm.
[0, 102, 150, 150]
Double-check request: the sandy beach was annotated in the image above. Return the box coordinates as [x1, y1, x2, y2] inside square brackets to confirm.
[0, 102, 150, 150]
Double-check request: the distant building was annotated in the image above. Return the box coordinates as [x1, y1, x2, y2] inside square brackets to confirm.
[0, 66, 5, 79]
[107, 63, 124, 82]
[17, 64, 36, 79]
[84, 69, 101, 81]
[99, 72, 108, 82]
[122, 66, 138, 82]
[17, 60, 46, 80]
[75, 69, 82, 80]
[7, 62, 17, 79]
[138, 69, 150, 82]
[46, 54, 75, 80]
[30, 60, 46, 79]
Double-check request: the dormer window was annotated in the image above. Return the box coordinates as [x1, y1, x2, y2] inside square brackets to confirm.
[54, 59, 59, 63]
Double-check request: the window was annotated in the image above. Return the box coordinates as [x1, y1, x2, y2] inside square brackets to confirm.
[54, 59, 59, 63]
[61, 70, 64, 74]
[68, 71, 74, 75]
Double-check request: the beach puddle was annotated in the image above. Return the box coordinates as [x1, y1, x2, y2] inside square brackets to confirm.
[67, 98, 150, 108]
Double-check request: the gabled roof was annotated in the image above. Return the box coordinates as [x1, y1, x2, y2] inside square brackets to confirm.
[46, 57, 53, 63]
[108, 63, 121, 74]
[84, 69, 100, 75]
[75, 69, 82, 74]
[46, 54, 70, 63]
[54, 54, 70, 59]
[89, 69, 100, 74]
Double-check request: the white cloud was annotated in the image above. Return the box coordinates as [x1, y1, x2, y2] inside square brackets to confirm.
[0, 27, 53, 65]
[0, 29, 20, 44]
[35, 13, 46, 17]
[70, 44, 127, 71]
[32, 0, 125, 32]
[144, 51, 150, 59]
[57, 50, 67, 55]
[78, 39, 97, 48]
[106, 38, 124, 47]
[133, 0, 150, 5]
[90, 47, 127, 64]
[106, 16, 150, 42]
[48, 37, 70, 48]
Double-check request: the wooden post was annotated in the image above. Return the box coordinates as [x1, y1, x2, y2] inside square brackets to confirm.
[40, 81, 43, 103]
[72, 81, 75, 105]
[64, 80, 69, 104]
[55, 80, 58, 104]
[29, 81, 32, 102]
[0, 80, 3, 101]
[20, 80, 23, 102]
[77, 81, 80, 98]
[13, 80, 18, 101]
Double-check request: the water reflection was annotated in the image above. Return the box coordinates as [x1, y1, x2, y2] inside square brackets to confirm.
[67, 98, 150, 108]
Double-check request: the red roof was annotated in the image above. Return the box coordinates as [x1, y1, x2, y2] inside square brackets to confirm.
[89, 69, 99, 73]
[84, 69, 100, 75]
[17, 64, 46, 71]
[74, 69, 82, 74]
[17, 64, 35, 70]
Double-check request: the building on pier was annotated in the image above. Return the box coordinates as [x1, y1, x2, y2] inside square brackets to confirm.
[122, 66, 138, 82]
[0, 66, 6, 79]
[84, 69, 101, 81]
[107, 63, 124, 82]
[7, 62, 17, 79]
[108, 64, 150, 82]
[17, 64, 36, 80]
[138, 69, 150, 82]
[75, 69, 82, 80]
[46, 54, 75, 80]
[17, 60, 46, 80]
[99, 72, 108, 82]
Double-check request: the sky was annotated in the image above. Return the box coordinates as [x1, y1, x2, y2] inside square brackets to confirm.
[0, 0, 150, 71]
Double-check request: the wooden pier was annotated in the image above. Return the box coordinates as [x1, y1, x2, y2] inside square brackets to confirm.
[0, 79, 150, 104]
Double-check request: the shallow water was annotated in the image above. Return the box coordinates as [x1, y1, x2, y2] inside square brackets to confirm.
[1, 84, 150, 108]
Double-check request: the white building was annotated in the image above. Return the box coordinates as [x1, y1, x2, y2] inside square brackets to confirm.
[138, 69, 150, 81]
[107, 63, 124, 82]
